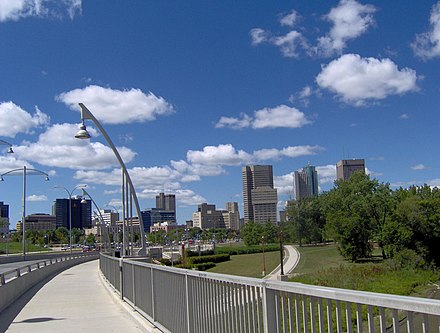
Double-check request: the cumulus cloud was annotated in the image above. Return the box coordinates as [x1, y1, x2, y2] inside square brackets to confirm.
[411, 164, 428, 170]
[274, 172, 295, 196]
[279, 10, 299, 28]
[216, 105, 311, 129]
[316, 164, 337, 184]
[187, 144, 252, 166]
[250, 28, 270, 45]
[57, 85, 175, 125]
[0, 0, 81, 22]
[273, 31, 305, 58]
[412, 1, 440, 59]
[15, 123, 136, 170]
[316, 0, 376, 56]
[316, 54, 418, 105]
[27, 194, 47, 202]
[0, 102, 50, 137]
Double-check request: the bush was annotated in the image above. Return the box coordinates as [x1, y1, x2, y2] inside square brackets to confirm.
[216, 244, 279, 255]
[193, 262, 216, 271]
[387, 249, 428, 270]
[191, 254, 230, 264]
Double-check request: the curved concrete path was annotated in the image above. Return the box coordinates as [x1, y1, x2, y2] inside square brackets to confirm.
[3, 260, 159, 333]
[265, 245, 300, 280]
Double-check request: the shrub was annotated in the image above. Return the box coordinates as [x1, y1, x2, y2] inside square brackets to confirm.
[193, 262, 216, 271]
[191, 254, 230, 264]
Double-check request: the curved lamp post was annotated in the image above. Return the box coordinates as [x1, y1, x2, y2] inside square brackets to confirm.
[1, 166, 49, 259]
[74, 103, 146, 256]
[0, 139, 14, 154]
[80, 188, 108, 251]
[54, 184, 86, 254]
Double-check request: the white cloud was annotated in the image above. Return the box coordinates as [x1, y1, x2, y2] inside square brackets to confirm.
[400, 113, 409, 120]
[15, 123, 136, 170]
[316, 54, 418, 105]
[274, 172, 295, 196]
[0, 102, 50, 137]
[273, 31, 305, 58]
[187, 144, 252, 166]
[216, 105, 311, 129]
[411, 164, 428, 170]
[250, 28, 270, 45]
[27, 194, 47, 202]
[279, 10, 299, 28]
[57, 85, 175, 125]
[316, 0, 376, 56]
[0, 0, 81, 22]
[316, 164, 337, 184]
[215, 113, 252, 129]
[412, 1, 440, 59]
[0, 156, 34, 175]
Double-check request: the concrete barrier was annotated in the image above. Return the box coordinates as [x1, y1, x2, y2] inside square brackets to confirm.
[0, 253, 98, 313]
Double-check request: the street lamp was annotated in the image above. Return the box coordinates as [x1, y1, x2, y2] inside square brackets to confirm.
[1, 166, 49, 259]
[74, 103, 146, 256]
[262, 235, 266, 276]
[0, 139, 14, 154]
[105, 204, 120, 247]
[80, 188, 108, 251]
[54, 184, 86, 254]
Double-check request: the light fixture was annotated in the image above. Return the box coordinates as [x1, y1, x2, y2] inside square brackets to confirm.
[7, 147, 13, 154]
[75, 123, 91, 139]
[81, 197, 87, 204]
[0, 176, 3, 181]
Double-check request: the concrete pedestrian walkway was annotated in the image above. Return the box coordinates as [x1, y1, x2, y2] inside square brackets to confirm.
[265, 245, 300, 280]
[2, 260, 159, 333]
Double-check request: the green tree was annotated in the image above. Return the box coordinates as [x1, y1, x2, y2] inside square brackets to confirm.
[322, 172, 378, 261]
[240, 221, 264, 246]
[86, 233, 96, 244]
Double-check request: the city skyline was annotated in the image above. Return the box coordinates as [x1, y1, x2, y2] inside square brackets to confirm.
[1, 1, 440, 226]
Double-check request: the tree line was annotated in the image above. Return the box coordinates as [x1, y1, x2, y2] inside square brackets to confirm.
[287, 172, 440, 265]
[242, 172, 440, 267]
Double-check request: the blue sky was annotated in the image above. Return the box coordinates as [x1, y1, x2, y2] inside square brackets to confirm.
[1, 0, 440, 227]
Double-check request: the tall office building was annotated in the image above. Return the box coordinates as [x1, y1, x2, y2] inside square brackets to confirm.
[225, 202, 240, 230]
[192, 203, 226, 229]
[156, 193, 176, 212]
[336, 159, 365, 181]
[53, 198, 92, 229]
[242, 165, 278, 224]
[0, 201, 9, 234]
[294, 165, 318, 200]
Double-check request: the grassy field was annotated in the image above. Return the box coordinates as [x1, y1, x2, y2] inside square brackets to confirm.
[292, 243, 347, 275]
[0, 241, 49, 254]
[207, 250, 281, 278]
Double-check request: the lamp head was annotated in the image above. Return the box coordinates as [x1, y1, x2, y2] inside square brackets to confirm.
[75, 123, 91, 140]
[81, 198, 87, 204]
[0, 176, 3, 181]
[45, 176, 50, 181]
[7, 147, 13, 154]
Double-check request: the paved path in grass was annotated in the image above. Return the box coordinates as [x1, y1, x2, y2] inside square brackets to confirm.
[2, 260, 160, 333]
[265, 245, 300, 280]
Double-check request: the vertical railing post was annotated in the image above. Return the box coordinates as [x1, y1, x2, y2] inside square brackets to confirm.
[119, 258, 124, 300]
[262, 281, 277, 333]
[185, 272, 193, 333]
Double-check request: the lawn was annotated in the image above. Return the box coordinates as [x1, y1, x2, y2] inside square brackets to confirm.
[0, 241, 50, 254]
[207, 250, 281, 278]
[292, 243, 348, 275]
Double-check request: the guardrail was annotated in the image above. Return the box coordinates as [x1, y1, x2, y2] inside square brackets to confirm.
[0, 252, 98, 313]
[100, 253, 440, 333]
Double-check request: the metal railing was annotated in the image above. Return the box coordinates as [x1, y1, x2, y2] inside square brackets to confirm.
[0, 253, 97, 286]
[99, 253, 440, 333]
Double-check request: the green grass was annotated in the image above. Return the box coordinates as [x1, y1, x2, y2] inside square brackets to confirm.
[0, 241, 50, 254]
[290, 244, 440, 298]
[292, 243, 348, 275]
[207, 250, 281, 278]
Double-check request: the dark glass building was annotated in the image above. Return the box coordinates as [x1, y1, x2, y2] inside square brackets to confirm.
[53, 198, 92, 229]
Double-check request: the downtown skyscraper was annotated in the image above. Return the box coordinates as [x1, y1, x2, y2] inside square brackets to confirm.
[294, 165, 319, 200]
[242, 165, 278, 224]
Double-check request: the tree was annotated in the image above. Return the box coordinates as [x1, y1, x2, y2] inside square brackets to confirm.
[322, 172, 377, 261]
[86, 233, 96, 244]
[240, 221, 264, 246]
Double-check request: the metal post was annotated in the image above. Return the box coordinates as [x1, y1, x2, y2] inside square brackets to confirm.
[22, 166, 26, 259]
[262, 236, 266, 276]
[69, 193, 72, 254]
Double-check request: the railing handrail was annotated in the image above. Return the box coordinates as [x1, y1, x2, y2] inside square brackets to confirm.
[0, 253, 98, 286]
